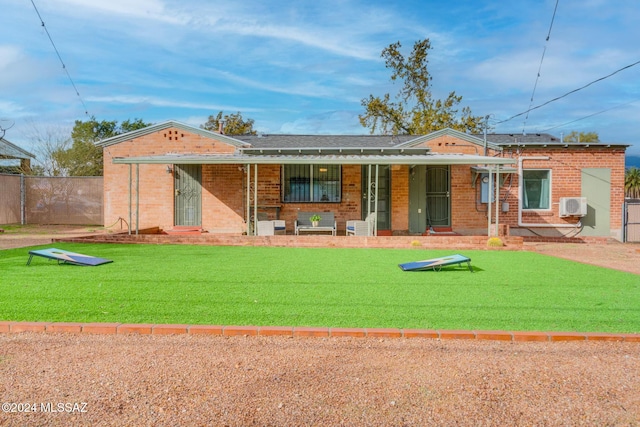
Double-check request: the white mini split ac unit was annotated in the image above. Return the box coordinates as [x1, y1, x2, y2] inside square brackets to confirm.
[559, 197, 587, 217]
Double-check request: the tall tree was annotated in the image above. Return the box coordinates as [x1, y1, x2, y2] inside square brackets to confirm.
[563, 131, 599, 143]
[57, 117, 151, 176]
[201, 111, 257, 135]
[21, 121, 72, 176]
[626, 166, 640, 199]
[360, 39, 485, 135]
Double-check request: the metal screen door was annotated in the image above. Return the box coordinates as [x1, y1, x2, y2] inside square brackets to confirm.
[361, 165, 391, 230]
[174, 164, 202, 226]
[425, 166, 450, 227]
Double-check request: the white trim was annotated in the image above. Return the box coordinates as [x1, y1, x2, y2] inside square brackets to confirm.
[521, 168, 552, 211]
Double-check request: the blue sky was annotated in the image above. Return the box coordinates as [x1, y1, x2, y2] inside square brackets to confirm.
[2, 0, 640, 155]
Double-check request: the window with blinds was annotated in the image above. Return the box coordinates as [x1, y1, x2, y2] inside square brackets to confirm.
[282, 164, 341, 202]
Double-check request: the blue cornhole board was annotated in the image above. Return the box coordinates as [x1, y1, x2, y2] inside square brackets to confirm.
[27, 248, 113, 266]
[399, 254, 473, 272]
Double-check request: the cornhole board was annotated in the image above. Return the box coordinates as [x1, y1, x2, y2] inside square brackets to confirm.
[27, 248, 113, 266]
[398, 254, 473, 272]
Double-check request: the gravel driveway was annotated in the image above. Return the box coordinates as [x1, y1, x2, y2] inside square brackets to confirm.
[1, 333, 638, 426]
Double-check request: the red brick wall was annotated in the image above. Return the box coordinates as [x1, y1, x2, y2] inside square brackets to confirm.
[202, 164, 245, 233]
[258, 164, 364, 234]
[498, 147, 625, 236]
[450, 164, 488, 233]
[419, 135, 485, 155]
[391, 165, 409, 231]
[396, 136, 625, 237]
[103, 128, 243, 232]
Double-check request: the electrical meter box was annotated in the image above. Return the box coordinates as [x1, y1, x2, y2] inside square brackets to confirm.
[480, 174, 495, 203]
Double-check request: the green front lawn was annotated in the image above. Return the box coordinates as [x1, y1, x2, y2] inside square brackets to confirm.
[1, 243, 638, 333]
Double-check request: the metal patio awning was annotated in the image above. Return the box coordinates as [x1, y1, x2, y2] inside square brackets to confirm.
[115, 148, 515, 238]
[111, 149, 516, 166]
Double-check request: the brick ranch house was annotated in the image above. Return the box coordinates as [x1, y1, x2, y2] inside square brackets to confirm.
[97, 121, 627, 241]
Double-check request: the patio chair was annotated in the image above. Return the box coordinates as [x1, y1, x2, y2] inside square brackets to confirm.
[346, 214, 375, 236]
[273, 220, 286, 235]
[257, 220, 275, 236]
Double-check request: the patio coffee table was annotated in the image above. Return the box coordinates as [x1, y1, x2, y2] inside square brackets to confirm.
[296, 226, 336, 236]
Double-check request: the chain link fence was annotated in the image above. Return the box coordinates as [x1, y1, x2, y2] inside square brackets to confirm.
[0, 173, 103, 225]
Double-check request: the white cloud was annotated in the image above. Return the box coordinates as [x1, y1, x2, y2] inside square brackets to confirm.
[85, 94, 253, 112]
[53, 0, 188, 24]
[0, 101, 28, 118]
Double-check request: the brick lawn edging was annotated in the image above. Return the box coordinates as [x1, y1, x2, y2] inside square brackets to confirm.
[0, 321, 638, 343]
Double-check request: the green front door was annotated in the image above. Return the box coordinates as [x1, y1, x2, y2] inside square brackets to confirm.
[174, 164, 202, 226]
[361, 165, 391, 230]
[580, 168, 610, 237]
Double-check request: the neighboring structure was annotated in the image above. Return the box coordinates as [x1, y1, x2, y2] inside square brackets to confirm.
[97, 121, 627, 241]
[0, 137, 35, 173]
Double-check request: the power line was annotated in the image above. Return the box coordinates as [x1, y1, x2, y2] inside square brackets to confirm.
[496, 59, 640, 125]
[523, 0, 560, 133]
[29, 0, 89, 116]
[540, 98, 640, 132]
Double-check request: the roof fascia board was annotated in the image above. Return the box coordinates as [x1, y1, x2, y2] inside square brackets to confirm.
[241, 147, 431, 155]
[0, 138, 36, 159]
[96, 120, 250, 148]
[498, 142, 629, 149]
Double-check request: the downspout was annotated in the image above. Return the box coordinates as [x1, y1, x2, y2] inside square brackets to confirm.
[518, 156, 581, 228]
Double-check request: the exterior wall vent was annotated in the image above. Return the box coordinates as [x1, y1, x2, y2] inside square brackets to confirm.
[559, 197, 587, 217]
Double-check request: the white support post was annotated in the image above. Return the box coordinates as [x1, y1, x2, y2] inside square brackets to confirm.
[245, 165, 250, 235]
[373, 164, 379, 236]
[128, 164, 132, 235]
[135, 164, 139, 235]
[495, 165, 500, 237]
[244, 163, 251, 236]
[367, 164, 372, 219]
[487, 167, 493, 236]
[253, 163, 258, 236]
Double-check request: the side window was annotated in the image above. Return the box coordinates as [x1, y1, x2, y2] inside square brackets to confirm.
[522, 169, 550, 209]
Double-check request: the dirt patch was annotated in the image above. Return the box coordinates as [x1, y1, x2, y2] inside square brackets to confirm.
[526, 241, 640, 275]
[0, 333, 638, 426]
[0, 225, 112, 250]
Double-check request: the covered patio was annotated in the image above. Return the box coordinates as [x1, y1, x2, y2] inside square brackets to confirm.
[112, 146, 516, 238]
